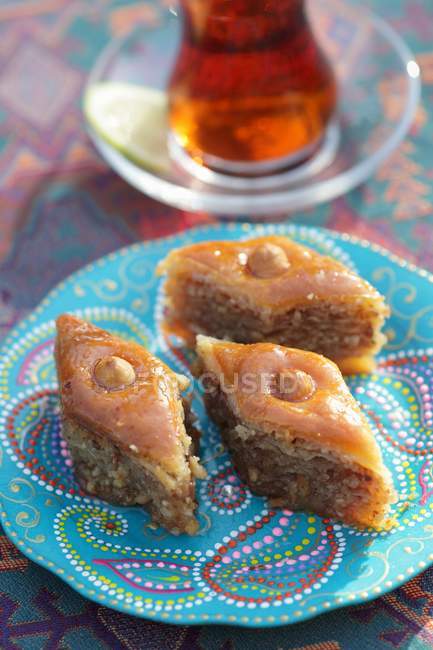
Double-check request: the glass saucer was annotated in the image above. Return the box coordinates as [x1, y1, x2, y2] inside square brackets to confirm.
[86, 0, 420, 219]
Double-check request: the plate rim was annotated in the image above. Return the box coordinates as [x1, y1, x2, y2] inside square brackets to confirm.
[1, 222, 433, 628]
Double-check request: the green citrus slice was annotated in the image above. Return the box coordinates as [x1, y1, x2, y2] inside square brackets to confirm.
[83, 82, 170, 173]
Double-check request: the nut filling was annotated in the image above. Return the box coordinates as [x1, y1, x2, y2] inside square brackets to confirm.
[272, 369, 316, 402]
[94, 355, 136, 390]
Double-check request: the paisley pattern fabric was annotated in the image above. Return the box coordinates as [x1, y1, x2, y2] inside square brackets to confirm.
[1, 0, 433, 647]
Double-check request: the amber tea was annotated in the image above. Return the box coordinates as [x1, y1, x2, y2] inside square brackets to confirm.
[168, 0, 337, 174]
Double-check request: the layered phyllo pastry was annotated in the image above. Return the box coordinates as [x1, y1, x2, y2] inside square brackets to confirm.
[196, 335, 395, 528]
[158, 235, 389, 374]
[55, 314, 205, 534]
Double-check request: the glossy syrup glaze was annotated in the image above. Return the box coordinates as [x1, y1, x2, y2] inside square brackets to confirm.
[157, 235, 385, 311]
[55, 315, 187, 472]
[196, 335, 386, 474]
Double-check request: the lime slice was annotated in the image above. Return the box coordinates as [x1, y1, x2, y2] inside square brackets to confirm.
[83, 82, 170, 173]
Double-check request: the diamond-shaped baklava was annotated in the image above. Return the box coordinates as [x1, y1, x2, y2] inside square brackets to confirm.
[196, 335, 395, 528]
[158, 235, 389, 374]
[55, 314, 205, 534]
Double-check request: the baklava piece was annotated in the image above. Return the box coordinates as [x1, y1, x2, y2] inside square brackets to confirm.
[157, 235, 389, 374]
[196, 335, 395, 528]
[55, 314, 205, 535]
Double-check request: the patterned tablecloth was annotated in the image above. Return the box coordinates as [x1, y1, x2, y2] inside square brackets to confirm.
[1, 0, 433, 648]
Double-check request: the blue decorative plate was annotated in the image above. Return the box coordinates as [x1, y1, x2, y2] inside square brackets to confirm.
[1, 223, 433, 628]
